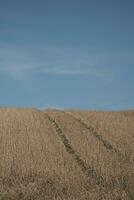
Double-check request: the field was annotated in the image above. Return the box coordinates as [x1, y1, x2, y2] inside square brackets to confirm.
[0, 108, 133, 200]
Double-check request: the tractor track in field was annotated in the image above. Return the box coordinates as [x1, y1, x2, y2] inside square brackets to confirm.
[44, 111, 133, 199]
[45, 113, 110, 190]
[66, 112, 124, 156]
[66, 112, 134, 167]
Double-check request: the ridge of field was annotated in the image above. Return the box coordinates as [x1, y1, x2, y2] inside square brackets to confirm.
[0, 107, 133, 200]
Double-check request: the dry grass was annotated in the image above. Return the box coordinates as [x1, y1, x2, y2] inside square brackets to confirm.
[0, 107, 133, 199]
[68, 110, 134, 164]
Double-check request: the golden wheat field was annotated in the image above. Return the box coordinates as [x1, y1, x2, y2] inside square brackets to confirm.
[0, 108, 133, 200]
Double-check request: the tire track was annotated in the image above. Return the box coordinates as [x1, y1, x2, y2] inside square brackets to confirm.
[65, 112, 134, 199]
[44, 112, 133, 199]
[66, 112, 134, 170]
[45, 113, 108, 190]
[66, 111, 123, 156]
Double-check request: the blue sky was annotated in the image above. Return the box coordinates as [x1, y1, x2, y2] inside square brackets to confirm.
[0, 0, 134, 110]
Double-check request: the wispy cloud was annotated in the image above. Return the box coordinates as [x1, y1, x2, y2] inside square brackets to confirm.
[0, 43, 124, 81]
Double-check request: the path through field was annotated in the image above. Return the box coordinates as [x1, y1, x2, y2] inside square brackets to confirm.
[0, 108, 133, 200]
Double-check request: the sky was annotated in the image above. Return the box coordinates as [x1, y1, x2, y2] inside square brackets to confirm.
[0, 0, 134, 110]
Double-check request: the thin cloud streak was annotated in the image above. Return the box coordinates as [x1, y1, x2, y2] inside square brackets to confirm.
[0, 43, 122, 80]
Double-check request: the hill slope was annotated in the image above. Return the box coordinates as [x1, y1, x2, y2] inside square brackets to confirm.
[0, 108, 133, 200]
